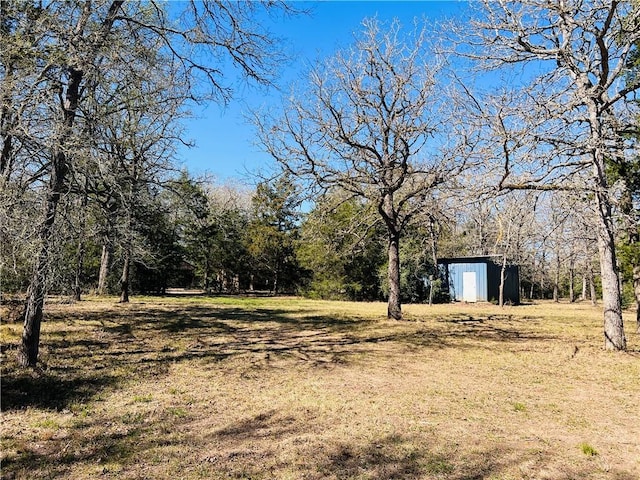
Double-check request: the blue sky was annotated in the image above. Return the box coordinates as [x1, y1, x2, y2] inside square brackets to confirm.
[176, 1, 470, 183]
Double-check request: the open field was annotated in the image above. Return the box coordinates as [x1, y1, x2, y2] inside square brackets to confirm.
[1, 296, 638, 480]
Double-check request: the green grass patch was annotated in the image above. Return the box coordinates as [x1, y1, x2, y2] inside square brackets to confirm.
[513, 402, 527, 412]
[579, 442, 599, 456]
[167, 407, 188, 418]
[133, 394, 154, 403]
[31, 418, 60, 429]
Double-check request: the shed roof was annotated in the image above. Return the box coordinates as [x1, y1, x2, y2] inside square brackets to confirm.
[437, 255, 503, 264]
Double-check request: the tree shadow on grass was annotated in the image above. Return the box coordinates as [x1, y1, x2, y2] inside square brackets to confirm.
[434, 312, 548, 341]
[2, 303, 554, 413]
[315, 435, 512, 480]
[1, 409, 177, 479]
[4, 404, 637, 480]
[304, 431, 637, 480]
[0, 304, 365, 412]
[1, 368, 119, 411]
[137, 306, 553, 354]
[314, 433, 453, 480]
[318, 434, 633, 480]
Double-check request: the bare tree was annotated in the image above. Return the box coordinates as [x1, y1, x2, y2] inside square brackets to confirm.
[14, 1, 125, 368]
[3, 0, 295, 367]
[255, 18, 469, 319]
[491, 192, 538, 307]
[460, 0, 640, 350]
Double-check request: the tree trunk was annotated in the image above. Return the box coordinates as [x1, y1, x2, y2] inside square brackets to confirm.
[581, 274, 587, 301]
[584, 96, 626, 350]
[18, 155, 67, 366]
[17, 195, 58, 367]
[428, 219, 439, 306]
[538, 252, 545, 298]
[97, 242, 111, 295]
[119, 248, 130, 303]
[553, 249, 560, 302]
[119, 141, 138, 302]
[17, 67, 81, 367]
[203, 257, 210, 292]
[428, 277, 434, 306]
[73, 238, 85, 302]
[119, 205, 132, 303]
[216, 271, 222, 292]
[387, 231, 402, 320]
[594, 190, 626, 350]
[379, 192, 402, 320]
[499, 255, 507, 308]
[589, 268, 597, 306]
[73, 184, 89, 302]
[569, 265, 575, 303]
[633, 265, 640, 333]
[529, 276, 535, 299]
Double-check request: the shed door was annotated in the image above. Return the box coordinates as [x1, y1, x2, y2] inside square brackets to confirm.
[463, 271, 477, 302]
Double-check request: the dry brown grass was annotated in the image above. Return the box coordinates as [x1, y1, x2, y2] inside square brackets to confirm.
[1, 296, 638, 480]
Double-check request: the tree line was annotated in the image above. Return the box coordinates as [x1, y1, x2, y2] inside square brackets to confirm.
[1, 0, 638, 369]
[2, 168, 629, 300]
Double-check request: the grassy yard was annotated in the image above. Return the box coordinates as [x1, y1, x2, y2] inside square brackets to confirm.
[1, 296, 638, 480]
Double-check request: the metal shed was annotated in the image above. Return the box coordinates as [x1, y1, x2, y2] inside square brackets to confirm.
[438, 256, 520, 304]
